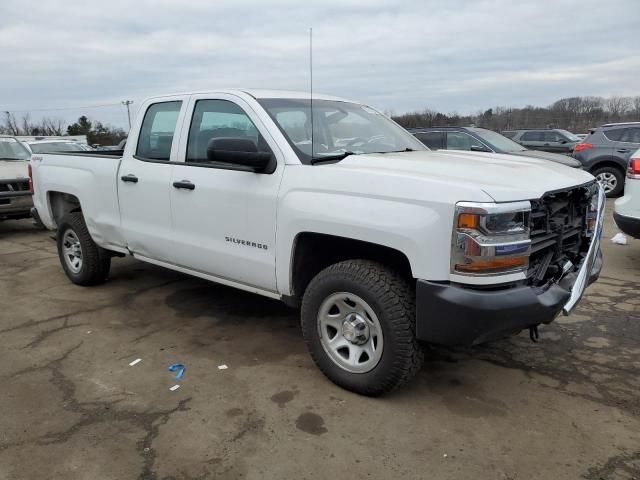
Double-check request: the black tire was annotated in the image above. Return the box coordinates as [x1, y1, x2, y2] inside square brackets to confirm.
[57, 212, 111, 286]
[592, 166, 624, 197]
[301, 260, 424, 396]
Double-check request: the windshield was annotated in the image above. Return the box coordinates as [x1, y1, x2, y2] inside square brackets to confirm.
[258, 99, 427, 163]
[557, 130, 581, 142]
[0, 138, 31, 160]
[30, 142, 87, 154]
[470, 128, 527, 153]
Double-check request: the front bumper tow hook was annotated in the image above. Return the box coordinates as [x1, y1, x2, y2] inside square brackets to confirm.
[529, 325, 540, 343]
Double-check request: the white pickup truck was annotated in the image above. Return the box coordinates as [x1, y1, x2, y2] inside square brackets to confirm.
[30, 90, 605, 395]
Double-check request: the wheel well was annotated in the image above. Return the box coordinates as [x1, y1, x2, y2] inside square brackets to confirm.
[589, 160, 625, 175]
[48, 192, 82, 227]
[290, 232, 413, 302]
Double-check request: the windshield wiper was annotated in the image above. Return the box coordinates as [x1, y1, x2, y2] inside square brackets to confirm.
[377, 148, 416, 153]
[310, 151, 355, 165]
[0, 157, 25, 161]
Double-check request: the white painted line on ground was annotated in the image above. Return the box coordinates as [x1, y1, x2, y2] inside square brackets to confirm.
[170, 384, 180, 391]
[129, 358, 142, 366]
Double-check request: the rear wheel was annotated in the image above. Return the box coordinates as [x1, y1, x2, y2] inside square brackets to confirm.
[593, 166, 624, 197]
[301, 260, 423, 396]
[57, 213, 111, 286]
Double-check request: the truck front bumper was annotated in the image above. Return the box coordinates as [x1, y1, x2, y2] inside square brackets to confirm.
[416, 184, 605, 346]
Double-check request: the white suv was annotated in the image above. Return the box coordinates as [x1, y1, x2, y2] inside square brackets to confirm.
[614, 148, 640, 238]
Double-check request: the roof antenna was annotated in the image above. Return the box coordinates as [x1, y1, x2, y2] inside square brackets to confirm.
[309, 27, 314, 160]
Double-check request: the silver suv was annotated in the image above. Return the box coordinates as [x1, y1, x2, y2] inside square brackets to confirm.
[502, 129, 581, 155]
[0, 136, 33, 221]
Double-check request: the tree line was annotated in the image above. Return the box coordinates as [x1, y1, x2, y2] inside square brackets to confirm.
[392, 95, 640, 133]
[2, 95, 639, 142]
[1, 113, 127, 146]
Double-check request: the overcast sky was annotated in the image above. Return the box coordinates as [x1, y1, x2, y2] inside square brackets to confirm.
[1, 0, 638, 129]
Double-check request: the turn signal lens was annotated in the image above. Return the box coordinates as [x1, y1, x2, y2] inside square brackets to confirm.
[455, 256, 527, 273]
[574, 143, 593, 153]
[457, 213, 479, 229]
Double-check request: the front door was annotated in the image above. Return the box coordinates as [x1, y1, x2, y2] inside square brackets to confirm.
[169, 95, 283, 292]
[118, 98, 187, 263]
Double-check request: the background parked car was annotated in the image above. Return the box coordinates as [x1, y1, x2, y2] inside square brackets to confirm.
[573, 122, 640, 197]
[408, 126, 581, 167]
[502, 129, 581, 154]
[26, 140, 92, 154]
[0, 136, 32, 221]
[613, 147, 640, 238]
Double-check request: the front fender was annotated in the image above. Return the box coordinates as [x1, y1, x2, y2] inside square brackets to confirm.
[275, 189, 452, 295]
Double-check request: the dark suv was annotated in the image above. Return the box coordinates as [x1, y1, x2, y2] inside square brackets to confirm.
[572, 122, 640, 197]
[503, 129, 581, 154]
[408, 126, 580, 168]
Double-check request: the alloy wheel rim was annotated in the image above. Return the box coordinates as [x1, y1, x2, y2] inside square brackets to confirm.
[596, 172, 617, 193]
[62, 229, 83, 273]
[317, 292, 383, 373]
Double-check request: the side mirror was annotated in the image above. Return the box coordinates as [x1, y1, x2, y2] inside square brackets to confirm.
[470, 144, 490, 152]
[207, 137, 275, 173]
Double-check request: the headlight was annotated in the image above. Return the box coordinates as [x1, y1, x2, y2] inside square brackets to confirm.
[452, 201, 531, 276]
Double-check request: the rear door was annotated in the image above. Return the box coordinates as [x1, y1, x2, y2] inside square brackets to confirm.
[118, 97, 188, 262]
[614, 127, 640, 164]
[169, 94, 284, 292]
[520, 131, 543, 150]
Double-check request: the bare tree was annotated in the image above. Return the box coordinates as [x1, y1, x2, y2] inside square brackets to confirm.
[3, 111, 20, 135]
[606, 96, 632, 121]
[632, 96, 640, 121]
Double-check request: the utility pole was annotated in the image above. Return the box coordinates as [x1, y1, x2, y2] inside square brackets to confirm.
[121, 100, 133, 130]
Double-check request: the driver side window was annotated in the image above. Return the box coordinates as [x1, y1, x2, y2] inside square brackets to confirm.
[186, 100, 271, 165]
[446, 132, 475, 150]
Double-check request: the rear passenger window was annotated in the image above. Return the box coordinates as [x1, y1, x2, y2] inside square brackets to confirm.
[620, 128, 640, 143]
[521, 131, 542, 141]
[136, 101, 182, 161]
[186, 100, 270, 164]
[414, 132, 444, 149]
[604, 128, 626, 141]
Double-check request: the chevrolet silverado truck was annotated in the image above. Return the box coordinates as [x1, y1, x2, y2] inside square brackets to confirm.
[30, 90, 605, 395]
[1, 136, 33, 221]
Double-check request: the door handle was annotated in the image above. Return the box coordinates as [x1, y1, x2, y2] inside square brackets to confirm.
[121, 174, 138, 183]
[617, 149, 630, 153]
[543, 143, 550, 146]
[173, 180, 195, 190]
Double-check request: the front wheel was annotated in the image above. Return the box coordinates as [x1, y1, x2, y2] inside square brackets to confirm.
[301, 260, 424, 396]
[57, 213, 111, 286]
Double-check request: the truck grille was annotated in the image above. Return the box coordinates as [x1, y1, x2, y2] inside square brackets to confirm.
[527, 183, 598, 287]
[0, 179, 29, 193]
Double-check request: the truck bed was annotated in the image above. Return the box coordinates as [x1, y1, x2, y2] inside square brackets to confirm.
[31, 152, 126, 251]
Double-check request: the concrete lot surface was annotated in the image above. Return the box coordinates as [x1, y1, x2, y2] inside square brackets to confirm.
[1, 200, 638, 480]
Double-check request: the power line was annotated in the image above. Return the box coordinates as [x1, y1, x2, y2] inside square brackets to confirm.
[1, 102, 123, 113]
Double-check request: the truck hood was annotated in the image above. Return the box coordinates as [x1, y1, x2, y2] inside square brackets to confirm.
[0, 159, 29, 179]
[333, 150, 594, 202]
